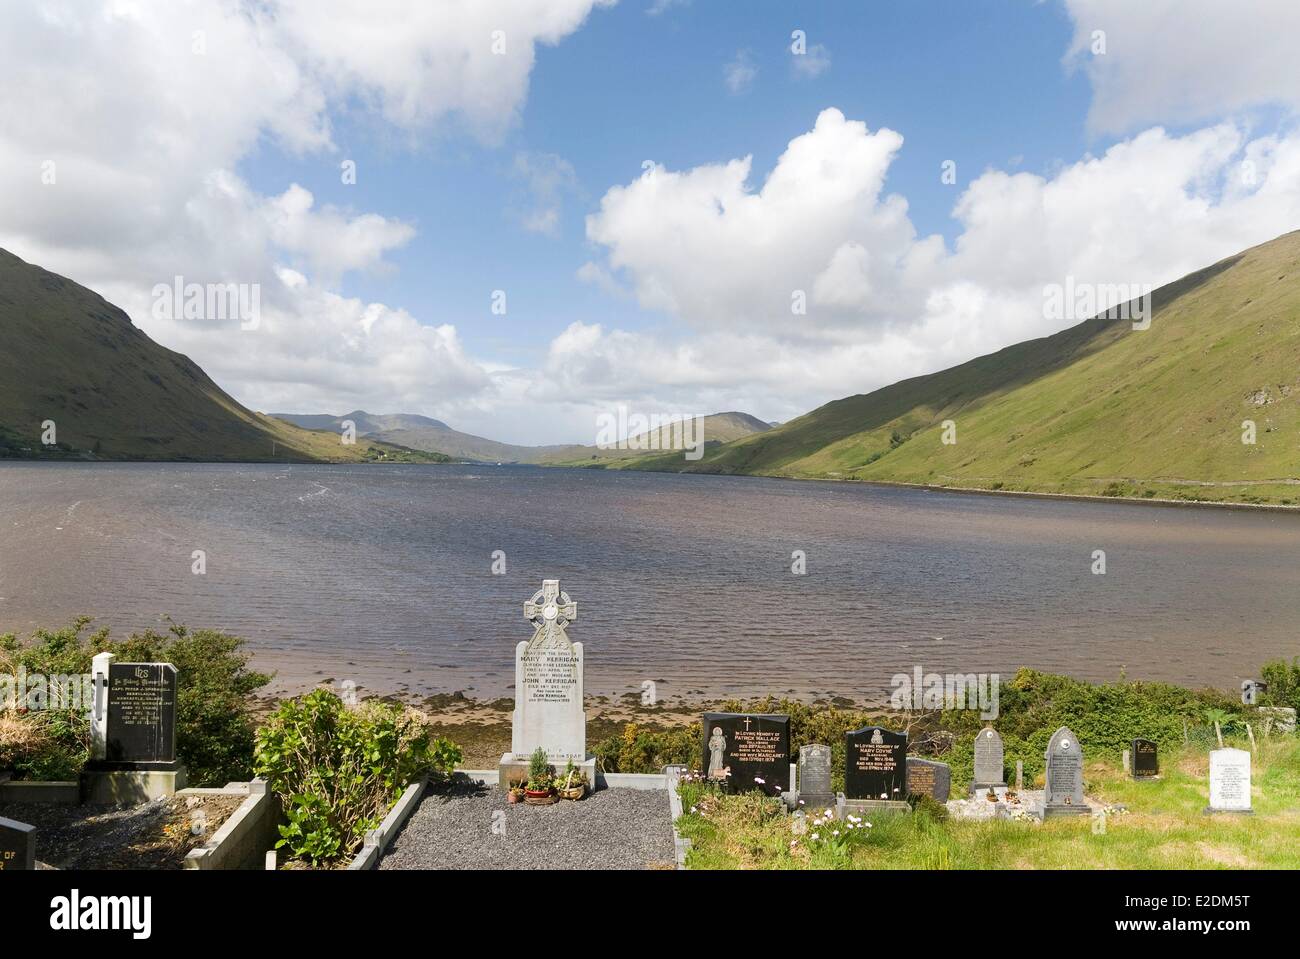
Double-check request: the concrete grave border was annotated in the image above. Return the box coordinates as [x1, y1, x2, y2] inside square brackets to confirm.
[183, 779, 281, 871]
[346, 775, 429, 871]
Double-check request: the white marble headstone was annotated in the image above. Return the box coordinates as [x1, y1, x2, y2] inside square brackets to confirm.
[1208, 748, 1251, 812]
[510, 580, 586, 764]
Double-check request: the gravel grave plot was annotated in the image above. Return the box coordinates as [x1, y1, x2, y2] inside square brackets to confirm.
[379, 780, 678, 870]
[0, 794, 244, 869]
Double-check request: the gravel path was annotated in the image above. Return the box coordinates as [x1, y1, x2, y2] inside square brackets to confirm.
[379, 780, 677, 870]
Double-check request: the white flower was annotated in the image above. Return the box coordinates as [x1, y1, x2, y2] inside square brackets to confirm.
[811, 833, 820, 840]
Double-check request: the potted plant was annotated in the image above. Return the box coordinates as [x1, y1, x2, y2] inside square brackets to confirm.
[556, 760, 587, 800]
[524, 747, 556, 805]
[507, 783, 525, 804]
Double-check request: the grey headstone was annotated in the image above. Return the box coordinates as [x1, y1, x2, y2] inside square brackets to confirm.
[797, 744, 835, 810]
[973, 727, 1005, 787]
[1043, 726, 1086, 815]
[905, 757, 951, 801]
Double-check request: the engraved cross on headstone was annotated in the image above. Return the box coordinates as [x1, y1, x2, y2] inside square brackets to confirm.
[524, 579, 577, 642]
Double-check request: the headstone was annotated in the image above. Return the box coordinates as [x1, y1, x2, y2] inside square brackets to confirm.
[1131, 738, 1159, 779]
[905, 757, 951, 801]
[83, 655, 185, 802]
[844, 726, 907, 801]
[973, 727, 1006, 788]
[796, 744, 835, 810]
[0, 817, 36, 871]
[1206, 748, 1252, 814]
[105, 662, 178, 764]
[702, 712, 791, 796]
[1015, 760, 1023, 791]
[510, 580, 586, 764]
[1043, 726, 1087, 816]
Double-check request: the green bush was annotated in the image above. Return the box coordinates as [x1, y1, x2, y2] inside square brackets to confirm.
[1260, 658, 1300, 712]
[254, 690, 461, 866]
[0, 617, 271, 785]
[592, 722, 697, 774]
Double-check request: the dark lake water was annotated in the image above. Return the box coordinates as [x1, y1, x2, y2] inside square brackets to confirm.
[0, 463, 1296, 702]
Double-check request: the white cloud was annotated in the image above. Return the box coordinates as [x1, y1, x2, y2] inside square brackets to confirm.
[511, 151, 579, 236]
[792, 43, 831, 79]
[1062, 0, 1300, 134]
[647, 0, 689, 15]
[579, 109, 1300, 418]
[724, 51, 758, 95]
[0, 0, 612, 430]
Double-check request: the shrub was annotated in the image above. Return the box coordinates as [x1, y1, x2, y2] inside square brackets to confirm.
[1259, 658, 1300, 712]
[254, 690, 461, 866]
[592, 722, 696, 774]
[0, 709, 88, 780]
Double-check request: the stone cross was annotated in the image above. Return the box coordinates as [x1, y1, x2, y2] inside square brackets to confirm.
[508, 579, 587, 766]
[524, 579, 577, 640]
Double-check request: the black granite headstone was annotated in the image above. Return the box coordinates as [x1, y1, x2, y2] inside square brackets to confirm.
[906, 757, 951, 801]
[106, 662, 178, 765]
[1131, 738, 1159, 778]
[0, 817, 36, 871]
[701, 712, 791, 796]
[844, 726, 907, 800]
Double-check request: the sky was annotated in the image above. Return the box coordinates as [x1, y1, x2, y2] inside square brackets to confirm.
[2, 0, 1300, 444]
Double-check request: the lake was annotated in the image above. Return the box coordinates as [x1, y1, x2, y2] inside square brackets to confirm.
[0, 462, 1296, 702]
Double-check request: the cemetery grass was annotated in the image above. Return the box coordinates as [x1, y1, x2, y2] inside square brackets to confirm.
[676, 737, 1300, 870]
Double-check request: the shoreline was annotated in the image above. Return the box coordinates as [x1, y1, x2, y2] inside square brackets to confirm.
[4, 457, 1298, 512]
[622, 464, 1300, 512]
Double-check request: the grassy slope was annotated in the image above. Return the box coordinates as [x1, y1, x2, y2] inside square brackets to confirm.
[630, 232, 1300, 504]
[0, 249, 440, 462]
[542, 411, 771, 466]
[678, 736, 1300, 869]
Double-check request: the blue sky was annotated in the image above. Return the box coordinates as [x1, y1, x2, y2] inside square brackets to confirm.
[241, 0, 1096, 376]
[5, 1, 1299, 443]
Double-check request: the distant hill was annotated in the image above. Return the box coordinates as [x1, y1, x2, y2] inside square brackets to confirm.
[0, 249, 444, 463]
[627, 231, 1300, 506]
[273, 410, 772, 464]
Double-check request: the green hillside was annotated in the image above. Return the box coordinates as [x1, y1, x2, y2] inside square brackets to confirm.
[627, 231, 1300, 505]
[0, 249, 444, 463]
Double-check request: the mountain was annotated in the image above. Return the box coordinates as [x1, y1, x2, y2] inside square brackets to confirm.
[273, 410, 772, 464]
[273, 411, 550, 462]
[627, 231, 1300, 506]
[0, 249, 444, 463]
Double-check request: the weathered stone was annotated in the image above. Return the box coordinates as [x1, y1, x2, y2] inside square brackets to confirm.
[1043, 726, 1087, 816]
[973, 727, 1006, 788]
[905, 757, 951, 801]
